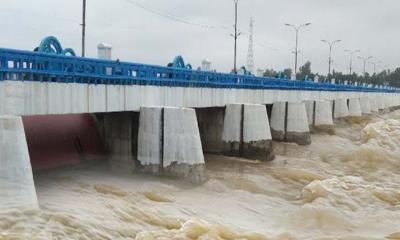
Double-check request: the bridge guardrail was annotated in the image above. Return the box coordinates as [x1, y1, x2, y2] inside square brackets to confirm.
[0, 48, 397, 93]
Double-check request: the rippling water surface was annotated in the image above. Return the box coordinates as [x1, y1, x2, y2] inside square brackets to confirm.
[1, 111, 400, 240]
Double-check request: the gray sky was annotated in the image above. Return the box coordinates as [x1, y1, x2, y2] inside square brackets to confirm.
[1, 0, 398, 75]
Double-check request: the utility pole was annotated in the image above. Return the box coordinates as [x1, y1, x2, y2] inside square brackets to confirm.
[321, 39, 341, 77]
[81, 0, 86, 57]
[284, 22, 311, 79]
[344, 49, 360, 75]
[246, 17, 254, 74]
[231, 0, 240, 74]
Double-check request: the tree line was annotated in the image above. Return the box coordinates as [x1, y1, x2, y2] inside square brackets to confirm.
[263, 61, 400, 87]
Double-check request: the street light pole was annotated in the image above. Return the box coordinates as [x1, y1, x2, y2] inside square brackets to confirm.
[321, 39, 341, 77]
[81, 0, 86, 57]
[232, 0, 241, 74]
[285, 22, 311, 79]
[344, 49, 360, 75]
[372, 61, 382, 75]
[358, 56, 373, 76]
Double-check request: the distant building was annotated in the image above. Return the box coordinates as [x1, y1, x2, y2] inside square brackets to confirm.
[256, 69, 264, 77]
[201, 59, 211, 71]
[98, 43, 112, 60]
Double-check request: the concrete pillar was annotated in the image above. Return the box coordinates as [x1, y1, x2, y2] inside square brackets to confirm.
[270, 102, 311, 145]
[384, 96, 393, 112]
[222, 104, 274, 161]
[360, 97, 371, 115]
[196, 108, 224, 154]
[138, 106, 207, 184]
[348, 98, 362, 117]
[377, 96, 386, 112]
[0, 116, 38, 211]
[369, 97, 379, 113]
[305, 100, 334, 133]
[98, 112, 138, 173]
[333, 99, 349, 119]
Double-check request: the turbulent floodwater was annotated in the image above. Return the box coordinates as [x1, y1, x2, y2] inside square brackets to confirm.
[1, 111, 400, 240]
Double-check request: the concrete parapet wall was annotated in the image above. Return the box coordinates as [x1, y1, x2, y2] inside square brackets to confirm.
[137, 106, 207, 183]
[0, 80, 396, 116]
[222, 104, 274, 161]
[0, 116, 38, 211]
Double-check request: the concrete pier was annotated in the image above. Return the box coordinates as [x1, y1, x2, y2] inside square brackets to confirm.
[305, 100, 334, 133]
[97, 112, 138, 173]
[270, 102, 311, 145]
[138, 106, 207, 184]
[369, 97, 379, 113]
[333, 99, 349, 119]
[0, 116, 38, 211]
[222, 104, 274, 161]
[348, 98, 362, 117]
[377, 97, 387, 113]
[360, 97, 371, 115]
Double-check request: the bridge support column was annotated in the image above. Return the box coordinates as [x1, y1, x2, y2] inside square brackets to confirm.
[221, 104, 274, 161]
[138, 106, 207, 184]
[333, 99, 349, 119]
[0, 116, 38, 211]
[348, 98, 362, 117]
[271, 102, 311, 145]
[360, 97, 371, 115]
[369, 97, 379, 113]
[377, 96, 388, 113]
[305, 100, 334, 134]
[97, 112, 138, 173]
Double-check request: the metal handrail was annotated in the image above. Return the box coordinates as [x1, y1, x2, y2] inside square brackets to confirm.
[0, 48, 397, 93]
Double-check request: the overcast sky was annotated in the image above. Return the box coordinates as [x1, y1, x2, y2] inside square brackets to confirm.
[1, 0, 398, 75]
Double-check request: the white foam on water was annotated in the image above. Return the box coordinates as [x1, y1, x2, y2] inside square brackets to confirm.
[2, 111, 400, 239]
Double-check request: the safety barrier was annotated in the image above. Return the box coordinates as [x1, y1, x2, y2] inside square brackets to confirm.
[0, 47, 398, 93]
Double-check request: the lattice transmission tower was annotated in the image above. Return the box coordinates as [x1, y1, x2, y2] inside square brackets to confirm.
[246, 17, 255, 74]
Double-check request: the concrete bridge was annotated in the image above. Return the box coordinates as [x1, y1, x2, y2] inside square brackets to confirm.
[1, 37, 400, 209]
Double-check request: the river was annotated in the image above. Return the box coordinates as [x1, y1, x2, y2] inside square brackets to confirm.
[1, 111, 400, 240]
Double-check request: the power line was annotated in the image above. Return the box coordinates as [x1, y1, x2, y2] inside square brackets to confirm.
[124, 0, 229, 30]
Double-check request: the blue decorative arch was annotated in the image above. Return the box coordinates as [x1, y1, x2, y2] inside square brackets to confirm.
[170, 55, 192, 69]
[38, 36, 63, 54]
[36, 36, 76, 56]
[173, 55, 185, 68]
[62, 48, 76, 56]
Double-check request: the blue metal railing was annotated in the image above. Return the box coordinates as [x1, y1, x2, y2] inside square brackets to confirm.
[0, 47, 398, 93]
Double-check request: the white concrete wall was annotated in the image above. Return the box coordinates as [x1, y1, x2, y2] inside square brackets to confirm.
[0, 80, 399, 116]
[377, 96, 386, 110]
[137, 107, 162, 166]
[243, 104, 272, 142]
[287, 102, 309, 133]
[0, 116, 38, 210]
[304, 101, 314, 126]
[270, 102, 286, 133]
[315, 100, 334, 126]
[360, 97, 371, 114]
[369, 97, 379, 112]
[334, 99, 349, 118]
[221, 104, 241, 142]
[348, 98, 362, 117]
[163, 107, 204, 167]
